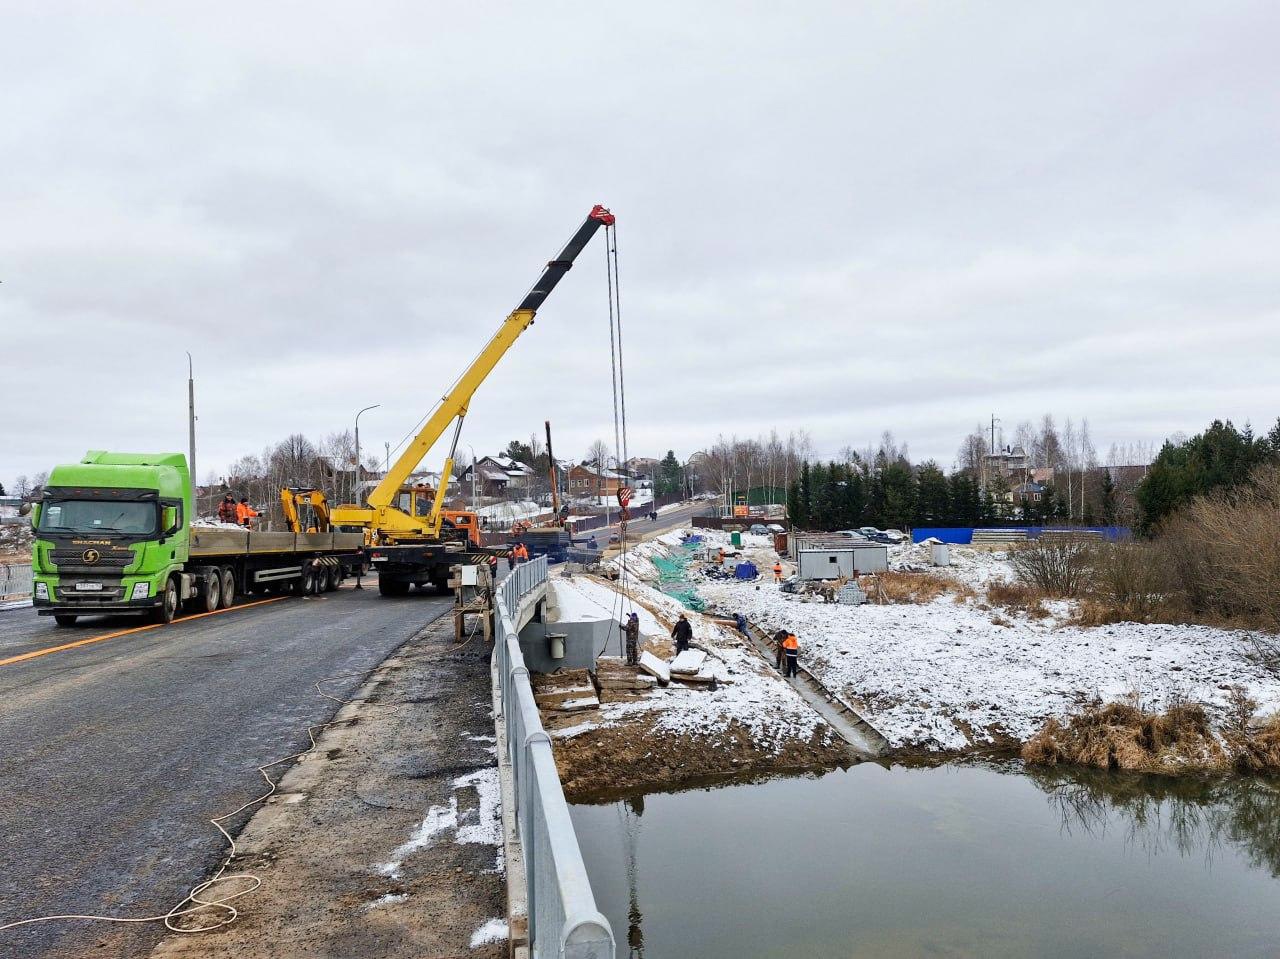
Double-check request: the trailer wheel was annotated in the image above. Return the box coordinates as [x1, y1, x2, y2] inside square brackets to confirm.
[297, 568, 316, 595]
[54, 614, 78, 628]
[156, 577, 179, 624]
[201, 570, 221, 613]
[219, 568, 236, 608]
[327, 567, 342, 592]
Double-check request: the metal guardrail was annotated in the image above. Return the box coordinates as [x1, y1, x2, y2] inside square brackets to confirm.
[0, 563, 33, 600]
[495, 557, 615, 958]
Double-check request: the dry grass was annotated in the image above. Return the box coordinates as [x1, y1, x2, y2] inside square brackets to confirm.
[1231, 714, 1280, 774]
[1024, 696, 1280, 776]
[1022, 701, 1229, 773]
[985, 581, 1049, 619]
[874, 572, 972, 605]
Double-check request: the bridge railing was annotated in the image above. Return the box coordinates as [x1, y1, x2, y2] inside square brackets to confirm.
[495, 557, 614, 958]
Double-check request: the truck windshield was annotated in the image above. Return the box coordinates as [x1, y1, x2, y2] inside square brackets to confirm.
[38, 500, 157, 535]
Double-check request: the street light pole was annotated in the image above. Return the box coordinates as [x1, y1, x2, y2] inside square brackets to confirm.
[354, 404, 380, 506]
[186, 352, 197, 514]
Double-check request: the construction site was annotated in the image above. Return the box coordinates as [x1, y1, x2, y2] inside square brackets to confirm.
[5, 5, 1280, 959]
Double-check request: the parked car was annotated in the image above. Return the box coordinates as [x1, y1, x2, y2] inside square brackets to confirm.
[748, 523, 770, 535]
[858, 526, 880, 537]
[766, 523, 785, 533]
[881, 529, 906, 543]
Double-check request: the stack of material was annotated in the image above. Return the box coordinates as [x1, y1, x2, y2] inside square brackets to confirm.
[594, 656, 658, 704]
[669, 649, 719, 686]
[970, 528, 1029, 546]
[531, 668, 600, 714]
[838, 582, 867, 605]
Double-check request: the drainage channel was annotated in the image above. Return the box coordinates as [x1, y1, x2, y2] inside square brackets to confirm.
[716, 613, 891, 758]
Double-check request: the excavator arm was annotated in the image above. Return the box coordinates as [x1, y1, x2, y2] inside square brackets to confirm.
[330, 204, 615, 542]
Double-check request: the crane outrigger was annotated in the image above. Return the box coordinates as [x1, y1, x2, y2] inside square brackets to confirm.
[330, 204, 616, 595]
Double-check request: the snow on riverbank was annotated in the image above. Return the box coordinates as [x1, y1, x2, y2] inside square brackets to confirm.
[549, 573, 831, 749]
[643, 528, 1280, 753]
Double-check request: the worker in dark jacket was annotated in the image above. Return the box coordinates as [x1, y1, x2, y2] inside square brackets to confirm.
[773, 628, 788, 670]
[783, 632, 800, 678]
[624, 612, 640, 666]
[671, 613, 693, 654]
[217, 494, 237, 525]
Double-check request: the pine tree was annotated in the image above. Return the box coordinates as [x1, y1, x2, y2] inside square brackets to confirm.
[1100, 469, 1117, 526]
[915, 462, 949, 525]
[656, 450, 683, 496]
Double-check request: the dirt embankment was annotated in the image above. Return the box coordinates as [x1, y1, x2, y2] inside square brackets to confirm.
[553, 713, 851, 804]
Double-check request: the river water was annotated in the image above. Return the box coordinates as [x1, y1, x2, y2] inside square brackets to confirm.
[570, 762, 1280, 958]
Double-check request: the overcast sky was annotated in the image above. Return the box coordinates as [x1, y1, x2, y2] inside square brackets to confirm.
[2, 2, 1278, 487]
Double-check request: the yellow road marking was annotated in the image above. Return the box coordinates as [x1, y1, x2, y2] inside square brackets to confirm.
[0, 596, 290, 668]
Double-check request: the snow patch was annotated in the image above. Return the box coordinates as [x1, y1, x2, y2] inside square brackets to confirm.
[470, 917, 509, 948]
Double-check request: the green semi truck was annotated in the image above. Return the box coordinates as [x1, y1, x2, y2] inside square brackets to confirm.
[30, 451, 365, 626]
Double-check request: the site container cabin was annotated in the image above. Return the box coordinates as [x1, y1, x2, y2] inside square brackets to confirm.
[796, 546, 888, 580]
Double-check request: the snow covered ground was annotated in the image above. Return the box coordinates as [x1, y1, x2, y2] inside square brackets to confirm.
[637, 528, 1280, 753]
[473, 500, 547, 523]
[548, 573, 830, 750]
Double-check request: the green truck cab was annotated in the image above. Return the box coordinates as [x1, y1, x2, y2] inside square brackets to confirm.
[31, 451, 365, 627]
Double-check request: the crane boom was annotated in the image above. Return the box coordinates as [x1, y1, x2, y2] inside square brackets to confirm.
[331, 205, 615, 543]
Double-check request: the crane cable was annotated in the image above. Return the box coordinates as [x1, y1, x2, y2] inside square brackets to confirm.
[603, 222, 638, 645]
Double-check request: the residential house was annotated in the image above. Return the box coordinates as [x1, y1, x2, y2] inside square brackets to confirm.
[568, 462, 625, 499]
[462, 456, 536, 497]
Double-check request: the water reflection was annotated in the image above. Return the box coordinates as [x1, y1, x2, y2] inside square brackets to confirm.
[1026, 766, 1280, 877]
[622, 794, 645, 958]
[573, 764, 1280, 959]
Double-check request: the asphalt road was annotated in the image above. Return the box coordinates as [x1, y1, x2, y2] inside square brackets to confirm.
[0, 584, 452, 959]
[590, 501, 709, 550]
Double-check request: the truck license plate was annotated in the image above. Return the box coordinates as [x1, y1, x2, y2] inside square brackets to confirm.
[75, 582, 104, 591]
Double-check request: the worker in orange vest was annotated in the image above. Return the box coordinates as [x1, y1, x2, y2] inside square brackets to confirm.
[772, 561, 783, 584]
[782, 632, 799, 678]
[515, 543, 530, 564]
[235, 498, 259, 529]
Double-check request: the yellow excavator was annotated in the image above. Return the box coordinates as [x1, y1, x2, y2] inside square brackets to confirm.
[280, 487, 332, 533]
[330, 204, 616, 596]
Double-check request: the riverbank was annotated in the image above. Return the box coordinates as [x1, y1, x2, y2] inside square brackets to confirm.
[641, 528, 1280, 774]
[541, 572, 851, 802]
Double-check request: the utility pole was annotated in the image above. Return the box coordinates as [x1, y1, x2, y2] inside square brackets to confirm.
[186, 352, 197, 513]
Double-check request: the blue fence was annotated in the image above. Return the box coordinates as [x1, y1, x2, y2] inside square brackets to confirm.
[912, 526, 1132, 544]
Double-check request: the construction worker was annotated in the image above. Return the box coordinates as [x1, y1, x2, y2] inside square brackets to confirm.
[772, 561, 783, 584]
[506, 547, 516, 571]
[782, 632, 800, 678]
[624, 611, 640, 666]
[773, 628, 788, 671]
[235, 498, 259, 529]
[515, 543, 530, 564]
[217, 493, 237, 525]
[671, 612, 692, 655]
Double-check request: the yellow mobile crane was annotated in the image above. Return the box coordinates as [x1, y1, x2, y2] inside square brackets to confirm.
[330, 204, 616, 596]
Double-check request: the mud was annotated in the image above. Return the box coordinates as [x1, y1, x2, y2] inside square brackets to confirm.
[553, 712, 851, 804]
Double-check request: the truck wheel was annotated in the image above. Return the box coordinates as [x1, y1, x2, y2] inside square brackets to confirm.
[324, 567, 340, 592]
[219, 568, 236, 609]
[201, 571, 221, 613]
[378, 577, 409, 597]
[156, 577, 179, 624]
[297, 568, 316, 595]
[54, 614, 78, 628]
